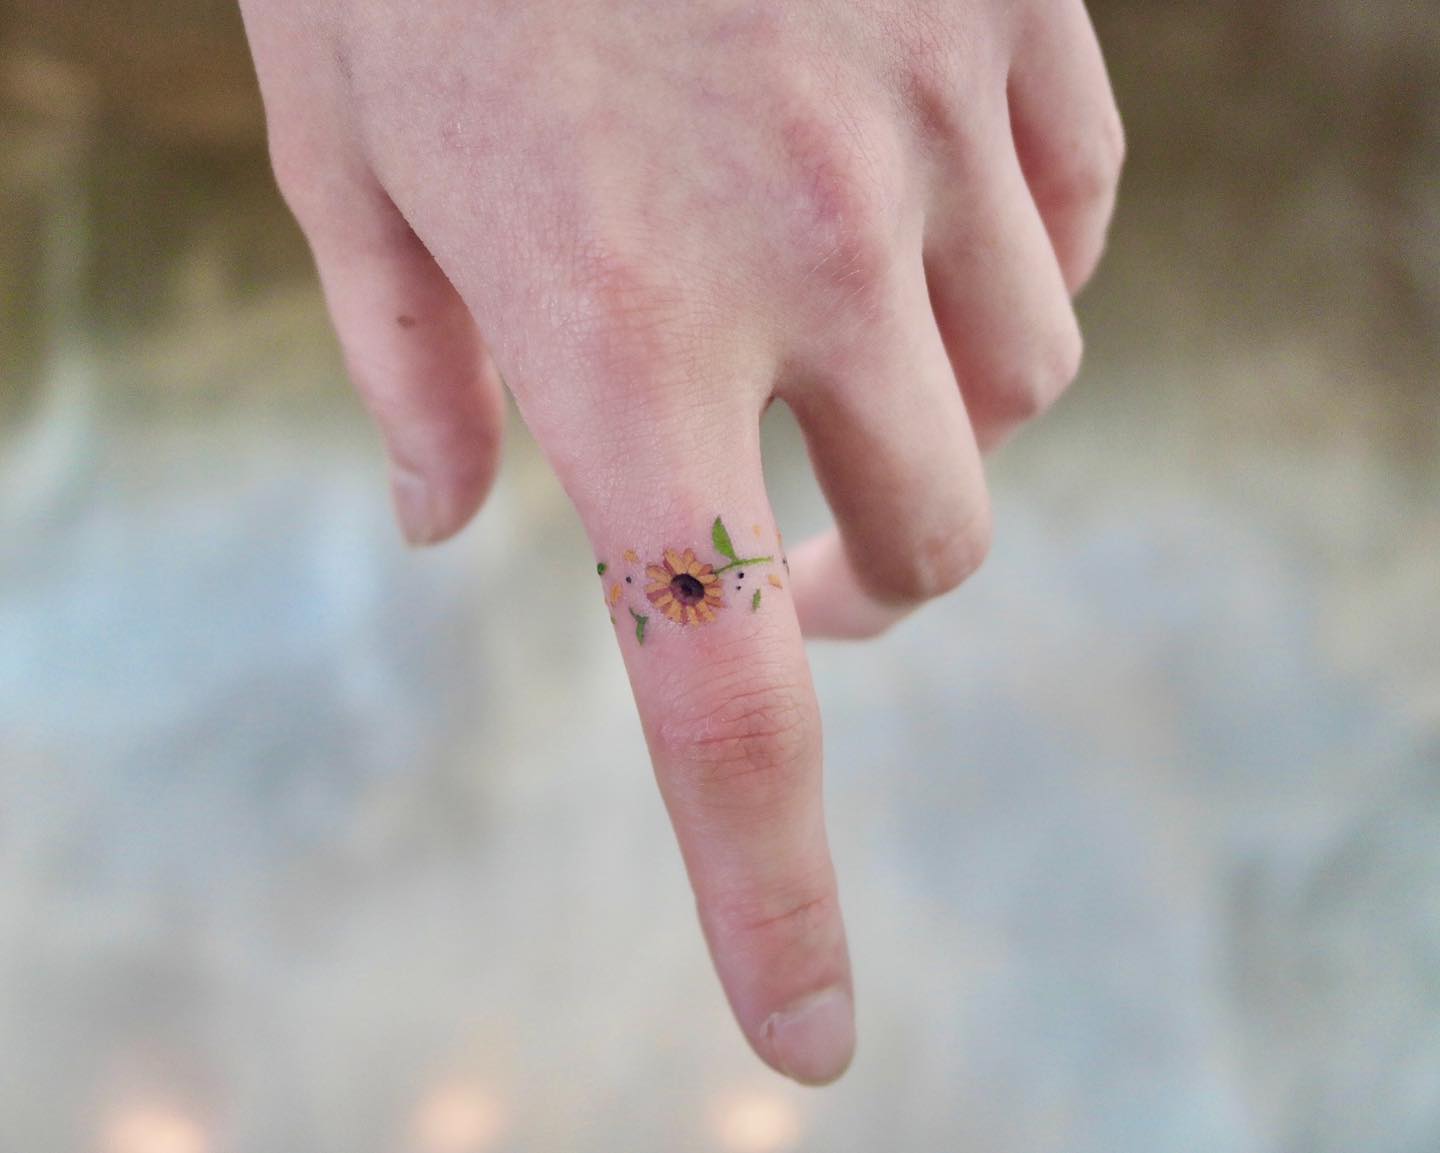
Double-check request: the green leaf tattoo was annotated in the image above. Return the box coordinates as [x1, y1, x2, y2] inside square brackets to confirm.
[597, 562, 607, 576]
[751, 588, 762, 611]
[711, 516, 775, 575]
[712, 516, 738, 562]
[630, 608, 648, 645]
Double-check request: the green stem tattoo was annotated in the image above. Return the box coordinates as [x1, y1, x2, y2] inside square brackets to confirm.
[710, 515, 774, 574]
[713, 554, 773, 575]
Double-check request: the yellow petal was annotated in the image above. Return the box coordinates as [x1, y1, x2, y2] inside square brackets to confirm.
[665, 549, 684, 574]
[768, 573, 784, 590]
[609, 584, 622, 606]
[664, 601, 684, 623]
[624, 549, 638, 563]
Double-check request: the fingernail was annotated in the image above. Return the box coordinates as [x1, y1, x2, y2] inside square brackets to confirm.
[762, 986, 855, 1086]
[390, 466, 441, 546]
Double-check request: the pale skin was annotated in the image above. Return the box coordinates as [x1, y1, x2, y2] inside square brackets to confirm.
[239, 0, 1123, 1084]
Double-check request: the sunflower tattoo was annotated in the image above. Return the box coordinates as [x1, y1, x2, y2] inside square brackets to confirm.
[596, 517, 785, 644]
[646, 549, 724, 625]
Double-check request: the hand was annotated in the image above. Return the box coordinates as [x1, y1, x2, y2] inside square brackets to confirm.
[240, 0, 1122, 1083]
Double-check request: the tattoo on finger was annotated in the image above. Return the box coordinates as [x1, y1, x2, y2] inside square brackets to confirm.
[596, 516, 788, 645]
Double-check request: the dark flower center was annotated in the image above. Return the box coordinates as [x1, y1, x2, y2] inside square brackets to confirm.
[671, 573, 706, 605]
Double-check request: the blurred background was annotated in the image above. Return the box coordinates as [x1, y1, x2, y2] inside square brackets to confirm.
[1, 1, 1437, 1150]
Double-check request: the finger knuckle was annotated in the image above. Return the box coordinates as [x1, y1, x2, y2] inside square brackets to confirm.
[1098, 104, 1128, 188]
[781, 112, 901, 311]
[1033, 320, 1086, 413]
[914, 508, 994, 600]
[995, 320, 1085, 425]
[857, 498, 993, 606]
[899, 10, 965, 85]
[929, 514, 993, 595]
[891, 14, 978, 147]
[656, 665, 818, 811]
[1053, 108, 1127, 211]
[561, 242, 697, 384]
